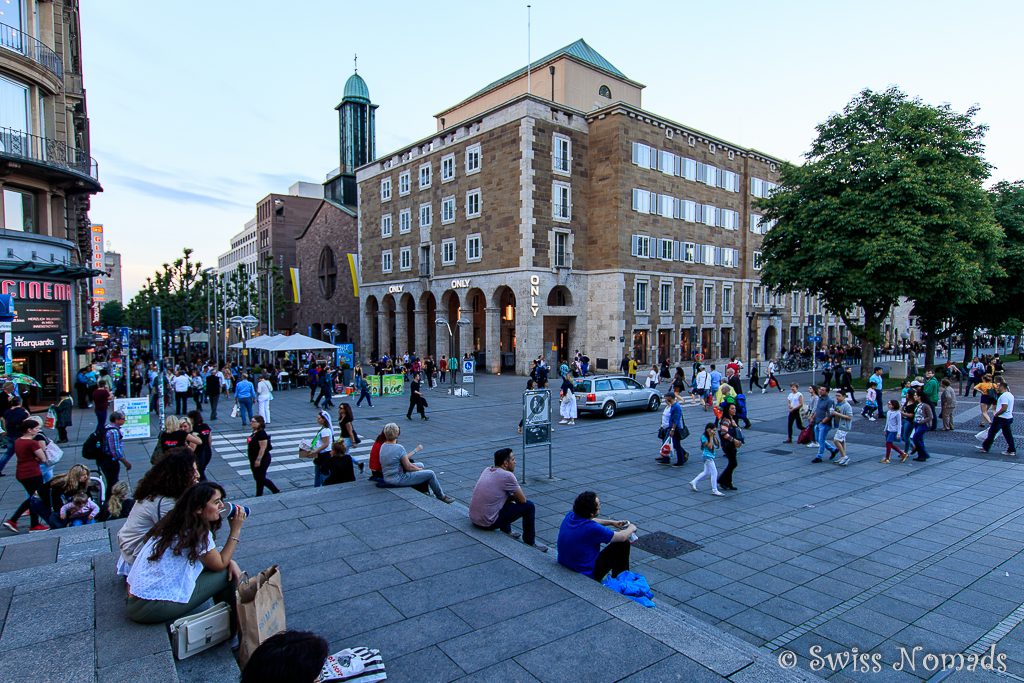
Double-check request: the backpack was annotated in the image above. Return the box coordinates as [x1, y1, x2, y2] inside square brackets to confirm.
[82, 430, 104, 461]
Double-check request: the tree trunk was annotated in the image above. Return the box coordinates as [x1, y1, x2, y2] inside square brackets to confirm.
[860, 338, 875, 378]
[962, 324, 976, 365]
[924, 335, 937, 369]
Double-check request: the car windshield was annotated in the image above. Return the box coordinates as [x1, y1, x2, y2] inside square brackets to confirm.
[610, 378, 628, 390]
[573, 381, 589, 393]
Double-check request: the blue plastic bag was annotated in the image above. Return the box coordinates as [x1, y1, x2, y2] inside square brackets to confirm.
[602, 570, 655, 608]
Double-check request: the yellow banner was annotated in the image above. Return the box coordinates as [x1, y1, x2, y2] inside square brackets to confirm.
[347, 253, 359, 297]
[290, 267, 301, 303]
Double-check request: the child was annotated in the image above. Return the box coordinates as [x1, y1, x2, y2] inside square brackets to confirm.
[862, 386, 878, 421]
[830, 391, 853, 466]
[101, 481, 134, 521]
[880, 399, 908, 463]
[53, 391, 73, 443]
[689, 423, 724, 496]
[60, 492, 99, 527]
[804, 385, 820, 449]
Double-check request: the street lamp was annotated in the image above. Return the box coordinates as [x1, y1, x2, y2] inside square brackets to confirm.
[230, 315, 259, 368]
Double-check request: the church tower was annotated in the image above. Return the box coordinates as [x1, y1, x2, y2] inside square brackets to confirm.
[337, 60, 377, 176]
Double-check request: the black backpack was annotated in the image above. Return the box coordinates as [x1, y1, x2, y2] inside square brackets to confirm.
[82, 430, 104, 460]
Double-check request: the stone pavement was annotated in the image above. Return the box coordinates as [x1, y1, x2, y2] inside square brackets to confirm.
[0, 360, 1021, 681]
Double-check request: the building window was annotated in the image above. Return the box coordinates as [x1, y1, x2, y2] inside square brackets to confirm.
[441, 154, 455, 182]
[553, 181, 571, 221]
[635, 280, 649, 313]
[658, 238, 673, 261]
[630, 234, 652, 258]
[441, 238, 456, 266]
[751, 177, 778, 198]
[399, 209, 411, 234]
[752, 286, 762, 306]
[398, 171, 410, 196]
[381, 249, 392, 273]
[792, 292, 800, 315]
[682, 283, 694, 313]
[441, 196, 455, 224]
[419, 203, 432, 228]
[598, 85, 611, 98]
[465, 189, 481, 219]
[681, 242, 695, 263]
[553, 134, 571, 175]
[399, 246, 412, 272]
[659, 282, 672, 314]
[317, 247, 337, 299]
[722, 286, 733, 315]
[419, 245, 431, 276]
[753, 251, 763, 271]
[381, 214, 392, 238]
[418, 162, 431, 190]
[702, 285, 715, 314]
[466, 233, 482, 262]
[380, 178, 392, 202]
[2, 188, 36, 232]
[554, 230, 570, 267]
[465, 143, 481, 175]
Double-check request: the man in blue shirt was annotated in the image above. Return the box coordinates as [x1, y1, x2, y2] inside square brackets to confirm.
[869, 367, 885, 418]
[656, 393, 688, 466]
[557, 491, 637, 581]
[709, 365, 723, 395]
[234, 372, 256, 427]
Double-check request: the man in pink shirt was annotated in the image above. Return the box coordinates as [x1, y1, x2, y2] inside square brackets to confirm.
[468, 448, 547, 552]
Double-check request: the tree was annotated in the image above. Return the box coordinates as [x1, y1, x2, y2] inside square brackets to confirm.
[124, 248, 208, 352]
[99, 300, 125, 328]
[758, 87, 998, 375]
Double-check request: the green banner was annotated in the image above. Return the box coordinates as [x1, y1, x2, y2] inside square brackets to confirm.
[366, 374, 405, 397]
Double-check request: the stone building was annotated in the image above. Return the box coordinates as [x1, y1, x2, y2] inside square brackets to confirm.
[0, 0, 102, 404]
[356, 39, 856, 375]
[292, 70, 370, 345]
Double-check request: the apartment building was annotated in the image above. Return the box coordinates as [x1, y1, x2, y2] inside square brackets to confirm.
[356, 39, 853, 374]
[0, 0, 102, 403]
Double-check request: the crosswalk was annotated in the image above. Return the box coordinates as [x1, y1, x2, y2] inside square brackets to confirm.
[211, 425, 371, 478]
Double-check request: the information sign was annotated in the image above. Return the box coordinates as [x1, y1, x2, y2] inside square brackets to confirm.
[114, 397, 150, 439]
[367, 374, 405, 397]
[462, 359, 475, 374]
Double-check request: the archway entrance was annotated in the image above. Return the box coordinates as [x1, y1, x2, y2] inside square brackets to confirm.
[441, 290, 461, 363]
[400, 292, 416, 356]
[382, 294, 397, 358]
[496, 286, 517, 371]
[365, 296, 379, 360]
[467, 287, 486, 367]
[764, 325, 778, 361]
[420, 292, 437, 360]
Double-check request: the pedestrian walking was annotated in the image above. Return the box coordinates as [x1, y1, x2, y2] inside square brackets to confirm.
[205, 366, 223, 420]
[911, 396, 933, 462]
[839, 367, 858, 404]
[869, 367, 885, 419]
[558, 374, 577, 426]
[939, 379, 956, 431]
[256, 373, 274, 424]
[880, 400, 908, 463]
[2, 420, 51, 533]
[171, 370, 190, 416]
[716, 413, 743, 490]
[406, 372, 427, 420]
[234, 372, 256, 427]
[689, 424, 724, 496]
[749, 361, 764, 391]
[977, 381, 1016, 457]
[187, 410, 213, 481]
[830, 391, 853, 466]
[975, 374, 998, 428]
[656, 392, 687, 466]
[247, 415, 279, 496]
[810, 386, 835, 463]
[862, 387, 878, 421]
[305, 410, 333, 488]
[354, 367, 373, 407]
[784, 383, 804, 443]
[100, 411, 133, 502]
[314, 366, 335, 409]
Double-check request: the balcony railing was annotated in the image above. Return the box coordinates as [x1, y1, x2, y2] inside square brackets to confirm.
[0, 127, 99, 182]
[0, 24, 63, 83]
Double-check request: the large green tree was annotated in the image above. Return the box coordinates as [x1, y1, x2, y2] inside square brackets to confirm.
[98, 300, 125, 328]
[758, 87, 998, 375]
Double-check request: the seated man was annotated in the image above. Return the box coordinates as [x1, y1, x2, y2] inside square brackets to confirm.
[468, 448, 547, 552]
[557, 491, 637, 582]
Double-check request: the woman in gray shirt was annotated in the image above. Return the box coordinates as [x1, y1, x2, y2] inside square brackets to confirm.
[379, 422, 453, 503]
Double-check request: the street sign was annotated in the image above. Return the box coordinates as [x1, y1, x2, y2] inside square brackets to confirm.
[808, 335, 821, 342]
[114, 397, 150, 439]
[462, 359, 475, 374]
[0, 322, 11, 332]
[521, 389, 553, 482]
[462, 374, 474, 384]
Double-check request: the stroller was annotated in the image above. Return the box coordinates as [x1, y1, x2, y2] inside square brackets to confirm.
[45, 472, 106, 529]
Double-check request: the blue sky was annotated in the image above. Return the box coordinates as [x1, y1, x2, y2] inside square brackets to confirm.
[80, 1, 1024, 299]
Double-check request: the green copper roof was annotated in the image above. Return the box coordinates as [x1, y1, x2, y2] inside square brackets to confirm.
[343, 72, 370, 103]
[469, 39, 627, 100]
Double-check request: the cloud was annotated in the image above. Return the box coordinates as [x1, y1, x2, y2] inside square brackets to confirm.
[107, 175, 250, 210]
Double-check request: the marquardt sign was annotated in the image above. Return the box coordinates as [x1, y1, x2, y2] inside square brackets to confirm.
[1, 280, 73, 301]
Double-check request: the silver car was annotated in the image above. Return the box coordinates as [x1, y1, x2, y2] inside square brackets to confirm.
[572, 375, 661, 418]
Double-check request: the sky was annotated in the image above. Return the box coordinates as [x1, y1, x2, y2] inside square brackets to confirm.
[80, 1, 1024, 300]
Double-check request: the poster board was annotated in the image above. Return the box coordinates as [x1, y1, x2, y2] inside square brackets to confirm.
[366, 374, 405, 397]
[114, 397, 150, 439]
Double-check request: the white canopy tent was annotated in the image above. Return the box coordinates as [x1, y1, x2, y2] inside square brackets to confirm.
[262, 333, 338, 352]
[228, 334, 285, 350]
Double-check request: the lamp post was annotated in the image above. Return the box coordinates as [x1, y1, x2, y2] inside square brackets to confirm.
[230, 315, 259, 369]
[323, 325, 340, 370]
[746, 310, 755, 379]
[436, 318, 455, 393]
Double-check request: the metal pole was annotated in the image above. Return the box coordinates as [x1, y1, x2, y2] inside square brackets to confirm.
[153, 306, 164, 434]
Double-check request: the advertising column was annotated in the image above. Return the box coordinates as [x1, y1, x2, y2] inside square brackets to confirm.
[90, 224, 105, 324]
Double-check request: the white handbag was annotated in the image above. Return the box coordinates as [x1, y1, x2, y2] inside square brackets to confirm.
[168, 601, 232, 660]
[44, 439, 64, 465]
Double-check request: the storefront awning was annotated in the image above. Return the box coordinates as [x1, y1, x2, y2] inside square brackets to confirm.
[0, 260, 104, 280]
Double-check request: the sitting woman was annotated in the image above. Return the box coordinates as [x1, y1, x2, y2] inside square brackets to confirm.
[126, 481, 246, 624]
[379, 422, 454, 503]
[556, 491, 637, 582]
[321, 440, 356, 486]
[47, 464, 92, 527]
[101, 481, 135, 522]
[368, 431, 386, 480]
[117, 448, 199, 576]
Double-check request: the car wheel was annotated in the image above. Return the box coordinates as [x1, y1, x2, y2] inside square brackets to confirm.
[603, 401, 616, 419]
[648, 395, 661, 411]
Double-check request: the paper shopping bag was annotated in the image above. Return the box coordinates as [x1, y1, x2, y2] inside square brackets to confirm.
[236, 565, 286, 668]
[230, 403, 239, 418]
